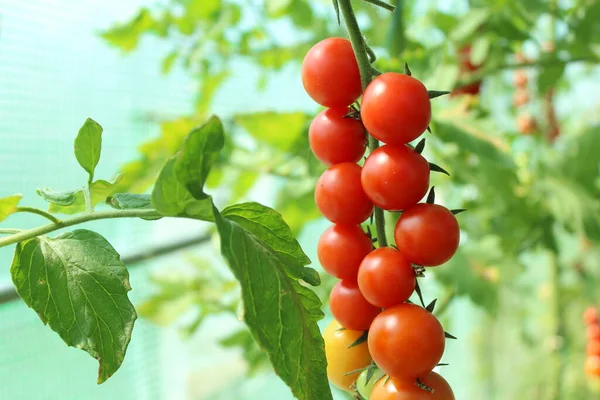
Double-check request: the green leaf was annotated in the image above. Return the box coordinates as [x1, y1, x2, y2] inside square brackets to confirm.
[470, 36, 490, 66]
[0, 194, 22, 222]
[428, 90, 450, 99]
[106, 193, 152, 210]
[74, 118, 103, 181]
[10, 230, 137, 383]
[173, 115, 224, 200]
[213, 202, 331, 400]
[100, 8, 155, 52]
[151, 158, 214, 221]
[36, 188, 79, 206]
[48, 177, 122, 215]
[235, 112, 308, 152]
[450, 9, 489, 42]
[538, 61, 565, 94]
[161, 50, 178, 74]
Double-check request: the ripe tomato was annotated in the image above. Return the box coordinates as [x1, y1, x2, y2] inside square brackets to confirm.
[315, 163, 374, 225]
[517, 114, 537, 135]
[361, 73, 431, 145]
[450, 81, 481, 97]
[309, 107, 366, 166]
[358, 247, 416, 308]
[356, 368, 385, 399]
[588, 325, 600, 341]
[394, 204, 460, 267]
[323, 320, 372, 391]
[370, 372, 455, 400]
[586, 356, 600, 377]
[330, 280, 381, 331]
[584, 307, 599, 325]
[361, 145, 430, 211]
[513, 70, 528, 88]
[588, 341, 600, 357]
[318, 224, 373, 280]
[457, 45, 481, 72]
[513, 89, 530, 107]
[301, 37, 362, 108]
[368, 303, 445, 379]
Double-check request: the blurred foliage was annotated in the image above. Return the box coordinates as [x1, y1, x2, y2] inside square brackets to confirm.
[101, 0, 600, 398]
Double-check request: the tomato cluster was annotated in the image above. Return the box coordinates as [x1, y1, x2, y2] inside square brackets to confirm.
[302, 37, 457, 399]
[512, 67, 538, 135]
[584, 307, 600, 378]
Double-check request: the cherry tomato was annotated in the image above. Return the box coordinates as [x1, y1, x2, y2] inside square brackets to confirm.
[513, 89, 530, 107]
[370, 372, 455, 400]
[330, 280, 381, 331]
[513, 70, 528, 88]
[301, 37, 362, 108]
[394, 203, 460, 267]
[368, 303, 445, 379]
[361, 73, 431, 145]
[450, 81, 481, 97]
[309, 107, 366, 166]
[358, 247, 416, 308]
[361, 145, 430, 211]
[315, 163, 374, 225]
[586, 356, 600, 377]
[588, 341, 600, 357]
[584, 307, 599, 325]
[457, 45, 481, 71]
[318, 225, 373, 281]
[517, 114, 537, 135]
[588, 325, 600, 341]
[356, 368, 385, 399]
[323, 320, 372, 391]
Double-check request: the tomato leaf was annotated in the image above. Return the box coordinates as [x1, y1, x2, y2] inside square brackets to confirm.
[0, 194, 22, 222]
[36, 188, 79, 206]
[451, 209, 467, 215]
[414, 138, 426, 154]
[106, 193, 152, 210]
[74, 118, 103, 182]
[348, 330, 369, 349]
[429, 162, 450, 176]
[10, 230, 137, 384]
[426, 186, 436, 204]
[444, 331, 458, 340]
[404, 62, 412, 76]
[48, 177, 122, 215]
[213, 201, 332, 400]
[425, 298, 438, 313]
[427, 90, 450, 99]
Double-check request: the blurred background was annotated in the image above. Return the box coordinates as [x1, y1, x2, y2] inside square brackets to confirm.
[0, 0, 599, 399]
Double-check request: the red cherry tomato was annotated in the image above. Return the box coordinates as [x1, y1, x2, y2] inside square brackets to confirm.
[450, 81, 482, 97]
[394, 203, 460, 267]
[361, 73, 431, 145]
[330, 280, 381, 331]
[584, 307, 599, 325]
[301, 38, 362, 108]
[361, 145, 430, 211]
[370, 372, 455, 400]
[357, 247, 416, 308]
[368, 303, 445, 379]
[588, 341, 600, 357]
[318, 225, 373, 281]
[586, 356, 600, 377]
[588, 325, 600, 341]
[315, 163, 374, 225]
[309, 107, 366, 166]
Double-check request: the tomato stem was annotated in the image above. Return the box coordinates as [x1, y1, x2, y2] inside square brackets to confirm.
[339, 0, 389, 247]
[15, 206, 62, 224]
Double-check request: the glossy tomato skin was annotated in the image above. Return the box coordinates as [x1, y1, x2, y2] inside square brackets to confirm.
[330, 280, 381, 331]
[370, 372, 455, 400]
[323, 320, 372, 391]
[309, 107, 366, 166]
[368, 303, 445, 379]
[318, 225, 373, 281]
[584, 307, 599, 325]
[315, 163, 374, 225]
[361, 73, 431, 145]
[301, 38, 362, 108]
[361, 145, 430, 211]
[358, 247, 416, 308]
[394, 204, 460, 267]
[588, 341, 600, 357]
[588, 325, 600, 341]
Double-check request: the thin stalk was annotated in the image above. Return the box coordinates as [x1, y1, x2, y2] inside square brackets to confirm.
[0, 229, 21, 235]
[15, 206, 61, 224]
[362, 0, 395, 12]
[338, 0, 388, 247]
[0, 209, 162, 248]
[83, 186, 94, 212]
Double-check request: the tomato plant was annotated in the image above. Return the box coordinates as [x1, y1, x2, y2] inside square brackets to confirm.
[361, 72, 431, 145]
[394, 203, 460, 267]
[361, 145, 430, 211]
[323, 319, 372, 391]
[368, 304, 446, 379]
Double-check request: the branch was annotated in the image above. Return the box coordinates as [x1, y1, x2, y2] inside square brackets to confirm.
[0, 209, 162, 248]
[15, 206, 61, 224]
[339, 0, 388, 247]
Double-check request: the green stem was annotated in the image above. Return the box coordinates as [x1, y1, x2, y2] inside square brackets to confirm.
[362, 0, 395, 12]
[83, 185, 94, 213]
[0, 209, 162, 248]
[0, 229, 21, 235]
[15, 206, 61, 224]
[339, 0, 388, 247]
